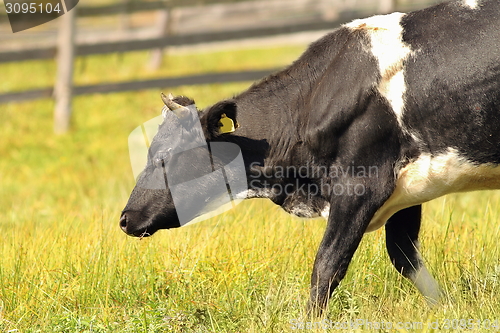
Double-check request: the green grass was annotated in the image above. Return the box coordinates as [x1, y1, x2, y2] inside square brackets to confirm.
[1, 46, 500, 332]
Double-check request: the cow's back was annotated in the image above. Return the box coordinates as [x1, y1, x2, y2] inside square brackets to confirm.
[402, 0, 500, 164]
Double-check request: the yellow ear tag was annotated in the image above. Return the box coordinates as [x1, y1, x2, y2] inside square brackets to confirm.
[219, 113, 236, 134]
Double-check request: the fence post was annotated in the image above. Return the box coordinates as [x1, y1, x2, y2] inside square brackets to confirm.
[378, 0, 397, 13]
[54, 6, 77, 134]
[120, 0, 131, 31]
[149, 2, 174, 70]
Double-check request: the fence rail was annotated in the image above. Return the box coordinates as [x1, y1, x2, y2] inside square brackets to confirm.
[0, 17, 355, 63]
[0, 69, 276, 103]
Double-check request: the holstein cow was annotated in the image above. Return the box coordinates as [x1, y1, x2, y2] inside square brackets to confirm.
[121, 0, 500, 314]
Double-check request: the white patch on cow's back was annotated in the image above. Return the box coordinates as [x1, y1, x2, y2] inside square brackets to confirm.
[464, 0, 479, 9]
[366, 148, 500, 232]
[344, 13, 413, 130]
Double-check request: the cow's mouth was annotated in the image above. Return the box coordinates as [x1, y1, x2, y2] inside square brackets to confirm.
[119, 211, 157, 237]
[136, 229, 153, 238]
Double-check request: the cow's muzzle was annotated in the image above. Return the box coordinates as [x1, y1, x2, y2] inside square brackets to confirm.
[119, 211, 153, 237]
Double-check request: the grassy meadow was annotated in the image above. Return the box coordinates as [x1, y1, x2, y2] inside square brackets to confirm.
[1, 45, 500, 332]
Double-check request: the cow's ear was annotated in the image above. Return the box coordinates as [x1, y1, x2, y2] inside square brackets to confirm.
[202, 99, 239, 139]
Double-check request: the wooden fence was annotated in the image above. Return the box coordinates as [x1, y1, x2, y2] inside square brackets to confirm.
[0, 0, 441, 132]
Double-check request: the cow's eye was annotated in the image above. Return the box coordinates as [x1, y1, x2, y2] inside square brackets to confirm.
[153, 148, 172, 168]
[154, 158, 165, 168]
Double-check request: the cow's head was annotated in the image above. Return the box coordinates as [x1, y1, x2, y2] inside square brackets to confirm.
[120, 94, 246, 237]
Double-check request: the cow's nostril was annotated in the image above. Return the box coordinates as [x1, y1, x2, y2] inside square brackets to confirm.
[119, 213, 128, 233]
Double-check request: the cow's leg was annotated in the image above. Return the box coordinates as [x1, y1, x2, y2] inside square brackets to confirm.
[385, 205, 441, 305]
[307, 192, 389, 316]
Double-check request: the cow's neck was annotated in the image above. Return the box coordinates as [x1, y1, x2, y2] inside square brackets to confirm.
[231, 34, 337, 167]
[227, 74, 327, 216]
[233, 76, 310, 165]
[218, 33, 344, 214]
